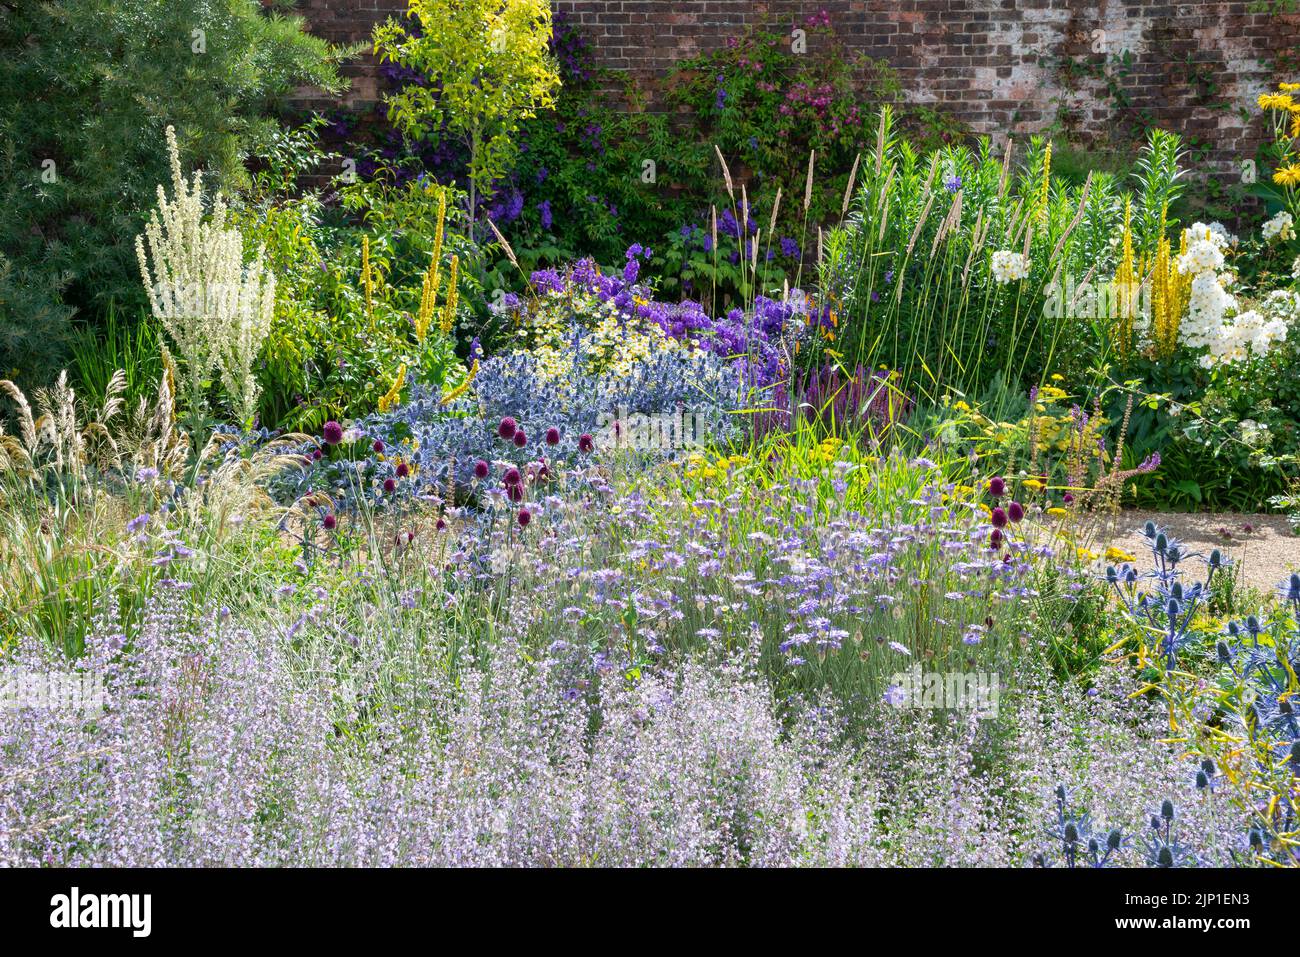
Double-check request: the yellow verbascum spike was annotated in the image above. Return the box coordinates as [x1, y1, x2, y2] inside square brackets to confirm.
[439, 359, 478, 406]
[377, 364, 406, 413]
[361, 235, 374, 329]
[439, 255, 459, 337]
[416, 192, 447, 344]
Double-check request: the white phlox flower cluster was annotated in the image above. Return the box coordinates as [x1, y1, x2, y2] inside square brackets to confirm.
[990, 250, 1030, 283]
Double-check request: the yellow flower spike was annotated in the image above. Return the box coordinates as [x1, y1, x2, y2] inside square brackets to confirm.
[377, 364, 406, 413]
[438, 359, 478, 406]
[438, 255, 460, 336]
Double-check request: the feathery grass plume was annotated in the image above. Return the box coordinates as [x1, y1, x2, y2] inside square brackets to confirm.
[804, 150, 816, 213]
[361, 235, 374, 328]
[962, 208, 986, 284]
[842, 153, 861, 218]
[486, 218, 518, 270]
[439, 255, 460, 336]
[998, 136, 1014, 198]
[714, 145, 735, 201]
[768, 187, 782, 236]
[873, 106, 892, 176]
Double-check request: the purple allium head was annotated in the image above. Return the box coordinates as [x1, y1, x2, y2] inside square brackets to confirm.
[513, 430, 528, 448]
[372, 439, 385, 454]
[1008, 501, 1024, 523]
[506, 483, 524, 502]
[545, 427, 560, 446]
[991, 506, 1008, 529]
[436, 517, 447, 531]
[578, 433, 594, 453]
[990, 528, 1003, 550]
[383, 478, 397, 493]
[498, 417, 518, 440]
[396, 462, 410, 478]
[987, 476, 1005, 498]
[1062, 492, 1074, 505]
[474, 459, 490, 480]
[518, 508, 532, 528]
[323, 421, 344, 446]
[323, 513, 337, 531]
[312, 448, 323, 461]
[503, 466, 522, 487]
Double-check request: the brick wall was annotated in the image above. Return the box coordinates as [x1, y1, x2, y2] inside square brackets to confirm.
[288, 1, 1300, 169]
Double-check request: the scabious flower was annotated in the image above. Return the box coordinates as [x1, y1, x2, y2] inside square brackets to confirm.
[323, 421, 344, 445]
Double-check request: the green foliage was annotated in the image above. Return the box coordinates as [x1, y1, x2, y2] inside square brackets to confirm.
[374, 0, 561, 220]
[0, 0, 348, 384]
[825, 118, 1186, 394]
[0, 255, 75, 384]
[233, 128, 478, 431]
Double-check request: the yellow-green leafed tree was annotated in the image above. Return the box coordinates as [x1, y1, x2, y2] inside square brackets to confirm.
[374, 0, 561, 225]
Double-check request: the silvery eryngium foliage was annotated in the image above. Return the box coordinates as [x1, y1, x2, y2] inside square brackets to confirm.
[136, 127, 275, 428]
[277, 341, 744, 511]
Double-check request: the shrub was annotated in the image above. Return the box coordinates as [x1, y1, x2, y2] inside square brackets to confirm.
[0, 0, 346, 383]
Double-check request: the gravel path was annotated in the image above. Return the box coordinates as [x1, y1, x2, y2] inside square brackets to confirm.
[1098, 511, 1300, 597]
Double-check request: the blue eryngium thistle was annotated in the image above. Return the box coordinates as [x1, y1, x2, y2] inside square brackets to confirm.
[1109, 522, 1220, 671]
[1142, 798, 1196, 868]
[1042, 785, 1125, 868]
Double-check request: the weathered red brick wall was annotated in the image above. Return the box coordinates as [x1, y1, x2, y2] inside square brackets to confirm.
[287, 0, 1299, 169]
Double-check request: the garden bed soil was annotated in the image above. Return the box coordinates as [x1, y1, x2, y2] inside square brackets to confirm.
[1102, 511, 1300, 596]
